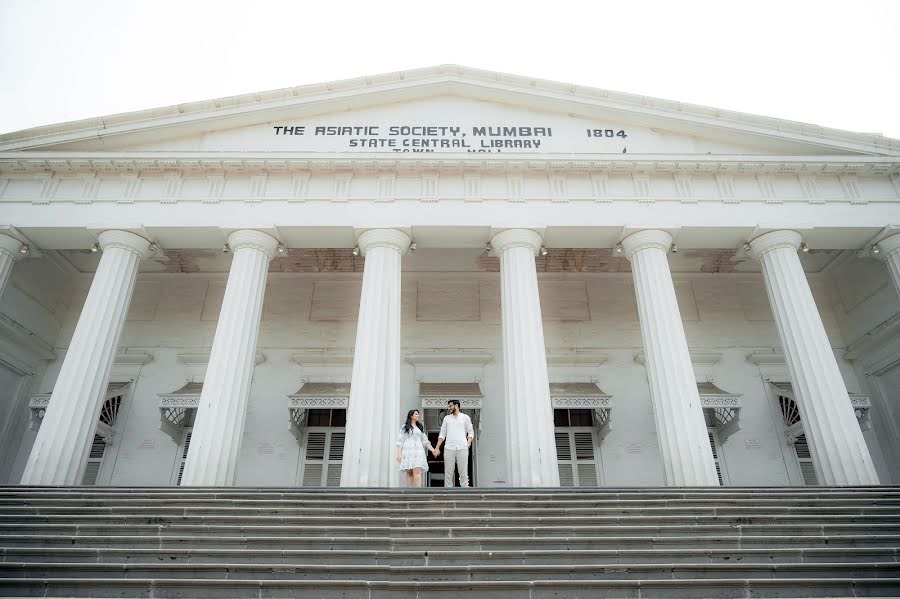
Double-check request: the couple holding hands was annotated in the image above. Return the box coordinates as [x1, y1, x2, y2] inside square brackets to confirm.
[395, 399, 474, 488]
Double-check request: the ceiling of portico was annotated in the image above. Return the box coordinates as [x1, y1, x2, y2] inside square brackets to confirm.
[51, 246, 841, 275]
[2, 65, 897, 157]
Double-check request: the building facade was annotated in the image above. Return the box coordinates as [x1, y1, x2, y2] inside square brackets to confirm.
[0, 65, 898, 488]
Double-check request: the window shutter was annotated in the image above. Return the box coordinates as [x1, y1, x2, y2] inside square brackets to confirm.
[554, 415, 600, 488]
[573, 432, 594, 460]
[555, 432, 572, 460]
[306, 432, 327, 460]
[794, 434, 818, 486]
[302, 463, 324, 487]
[576, 463, 598, 487]
[300, 412, 346, 487]
[326, 431, 345, 487]
[707, 428, 724, 486]
[81, 434, 106, 485]
[558, 464, 575, 487]
[176, 429, 193, 486]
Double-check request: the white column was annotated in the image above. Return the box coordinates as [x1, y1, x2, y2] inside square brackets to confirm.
[622, 230, 719, 486]
[876, 233, 900, 301]
[493, 229, 559, 487]
[180, 230, 278, 486]
[341, 229, 410, 487]
[750, 230, 878, 485]
[0, 234, 25, 298]
[21, 231, 152, 485]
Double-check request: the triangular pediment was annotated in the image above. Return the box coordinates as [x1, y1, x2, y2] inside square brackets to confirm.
[1, 65, 897, 156]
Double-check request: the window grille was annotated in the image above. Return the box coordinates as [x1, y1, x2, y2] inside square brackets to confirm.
[99, 395, 122, 426]
[779, 395, 802, 426]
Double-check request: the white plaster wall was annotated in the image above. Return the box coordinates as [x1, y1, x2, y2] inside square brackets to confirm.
[0, 256, 69, 483]
[15, 266, 887, 487]
[828, 253, 900, 483]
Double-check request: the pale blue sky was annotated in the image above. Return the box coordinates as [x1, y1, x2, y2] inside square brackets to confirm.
[1, 0, 898, 139]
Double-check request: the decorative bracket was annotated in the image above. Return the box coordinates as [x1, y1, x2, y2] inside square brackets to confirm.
[850, 394, 872, 431]
[287, 383, 350, 444]
[157, 382, 202, 441]
[27, 394, 50, 431]
[551, 395, 612, 442]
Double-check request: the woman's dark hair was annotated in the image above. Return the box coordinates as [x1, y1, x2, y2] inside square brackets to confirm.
[403, 409, 424, 434]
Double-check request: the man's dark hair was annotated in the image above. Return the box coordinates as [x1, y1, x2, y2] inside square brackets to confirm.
[447, 399, 461, 408]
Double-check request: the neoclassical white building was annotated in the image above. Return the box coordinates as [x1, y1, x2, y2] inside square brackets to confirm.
[0, 65, 898, 488]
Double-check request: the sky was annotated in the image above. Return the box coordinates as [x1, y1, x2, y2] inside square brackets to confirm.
[1, 0, 899, 140]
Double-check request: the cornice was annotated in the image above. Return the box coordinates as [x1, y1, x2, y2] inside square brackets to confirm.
[2, 153, 898, 177]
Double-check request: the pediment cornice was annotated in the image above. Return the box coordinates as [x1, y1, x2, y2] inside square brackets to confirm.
[2, 152, 898, 177]
[1, 65, 898, 155]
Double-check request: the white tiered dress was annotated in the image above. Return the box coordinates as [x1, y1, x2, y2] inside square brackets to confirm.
[397, 426, 430, 472]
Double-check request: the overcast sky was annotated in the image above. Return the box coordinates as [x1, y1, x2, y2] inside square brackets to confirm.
[1, 0, 898, 140]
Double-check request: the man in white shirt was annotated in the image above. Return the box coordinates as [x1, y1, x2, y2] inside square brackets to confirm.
[434, 399, 474, 487]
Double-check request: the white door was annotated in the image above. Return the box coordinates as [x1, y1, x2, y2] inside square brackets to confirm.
[300, 428, 345, 487]
[555, 428, 600, 487]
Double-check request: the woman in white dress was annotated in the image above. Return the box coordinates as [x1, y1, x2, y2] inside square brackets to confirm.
[396, 409, 437, 488]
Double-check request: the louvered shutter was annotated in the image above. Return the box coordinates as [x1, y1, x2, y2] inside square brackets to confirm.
[707, 427, 724, 486]
[302, 431, 327, 486]
[176, 429, 193, 486]
[794, 434, 818, 486]
[555, 432, 574, 486]
[81, 435, 107, 485]
[326, 432, 344, 487]
[555, 425, 600, 487]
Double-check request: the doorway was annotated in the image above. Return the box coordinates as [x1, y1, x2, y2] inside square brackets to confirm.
[426, 431, 474, 487]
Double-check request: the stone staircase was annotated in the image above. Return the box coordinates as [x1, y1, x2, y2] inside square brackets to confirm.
[1, 486, 899, 598]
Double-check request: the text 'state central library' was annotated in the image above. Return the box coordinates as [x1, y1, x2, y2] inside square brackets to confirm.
[1, 65, 900, 490]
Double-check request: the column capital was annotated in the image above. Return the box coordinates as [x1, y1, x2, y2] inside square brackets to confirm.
[621, 229, 672, 260]
[0, 233, 25, 261]
[876, 233, 900, 259]
[356, 228, 411, 256]
[226, 229, 279, 259]
[97, 230, 153, 260]
[490, 228, 543, 255]
[748, 230, 802, 261]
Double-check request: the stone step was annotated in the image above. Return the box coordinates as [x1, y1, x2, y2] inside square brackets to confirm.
[3, 560, 900, 581]
[4, 533, 897, 550]
[4, 521, 897, 538]
[5, 513, 899, 528]
[4, 545, 898, 565]
[3, 493, 900, 506]
[1, 576, 899, 598]
[4, 505, 899, 518]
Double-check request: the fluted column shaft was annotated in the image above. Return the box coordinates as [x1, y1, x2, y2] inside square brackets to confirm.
[623, 230, 719, 486]
[180, 230, 278, 486]
[0, 234, 25, 298]
[876, 234, 900, 301]
[750, 230, 878, 485]
[341, 229, 410, 487]
[493, 229, 559, 487]
[21, 230, 151, 485]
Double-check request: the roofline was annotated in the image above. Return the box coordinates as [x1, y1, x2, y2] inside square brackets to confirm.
[2, 64, 898, 154]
